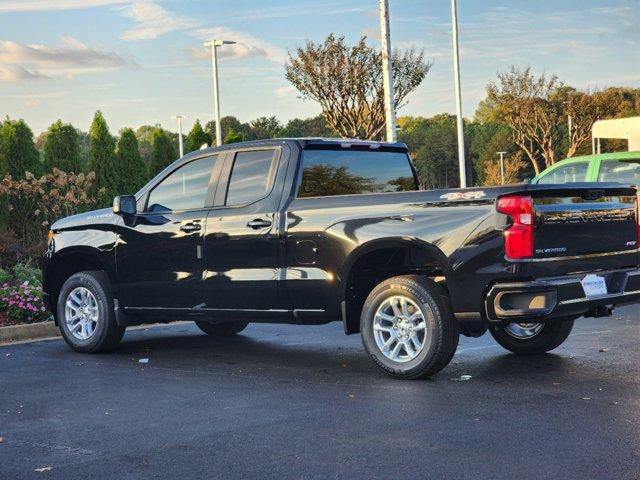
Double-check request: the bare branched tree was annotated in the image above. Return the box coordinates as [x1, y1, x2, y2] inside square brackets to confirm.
[482, 152, 527, 186]
[285, 34, 431, 140]
[560, 89, 621, 157]
[487, 67, 562, 175]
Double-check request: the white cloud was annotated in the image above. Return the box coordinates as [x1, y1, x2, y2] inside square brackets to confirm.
[275, 85, 296, 97]
[191, 27, 287, 64]
[0, 0, 127, 12]
[218, 3, 370, 23]
[0, 65, 48, 82]
[119, 1, 199, 41]
[591, 6, 636, 16]
[0, 37, 129, 82]
[115, 1, 285, 63]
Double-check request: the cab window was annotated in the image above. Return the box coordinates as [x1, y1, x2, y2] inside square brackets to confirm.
[536, 162, 588, 184]
[297, 150, 418, 198]
[225, 149, 277, 206]
[146, 156, 216, 212]
[598, 158, 640, 184]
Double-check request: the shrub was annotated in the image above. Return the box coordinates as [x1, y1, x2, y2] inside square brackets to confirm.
[11, 263, 41, 285]
[0, 168, 101, 266]
[0, 281, 49, 326]
[0, 269, 10, 284]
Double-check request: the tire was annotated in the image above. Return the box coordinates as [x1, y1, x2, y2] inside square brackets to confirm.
[195, 320, 249, 337]
[489, 318, 575, 355]
[57, 271, 125, 353]
[360, 275, 459, 380]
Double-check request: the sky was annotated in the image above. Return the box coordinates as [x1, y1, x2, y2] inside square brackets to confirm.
[0, 0, 638, 135]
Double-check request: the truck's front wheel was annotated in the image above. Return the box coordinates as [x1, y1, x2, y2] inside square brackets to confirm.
[360, 275, 459, 379]
[57, 271, 125, 353]
[489, 318, 575, 355]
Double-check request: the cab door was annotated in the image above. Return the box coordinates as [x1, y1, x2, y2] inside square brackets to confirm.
[116, 154, 222, 310]
[201, 147, 285, 311]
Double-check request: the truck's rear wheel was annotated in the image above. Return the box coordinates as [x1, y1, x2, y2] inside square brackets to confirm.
[360, 275, 459, 380]
[57, 271, 125, 353]
[195, 320, 248, 337]
[489, 318, 575, 355]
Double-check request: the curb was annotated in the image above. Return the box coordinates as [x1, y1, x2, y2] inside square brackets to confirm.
[0, 320, 191, 345]
[0, 321, 60, 343]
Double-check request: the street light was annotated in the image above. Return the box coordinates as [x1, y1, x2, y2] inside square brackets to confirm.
[203, 39, 236, 147]
[496, 151, 507, 185]
[450, 0, 467, 188]
[172, 114, 188, 157]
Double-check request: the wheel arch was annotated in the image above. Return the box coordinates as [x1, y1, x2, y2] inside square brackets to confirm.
[44, 246, 112, 323]
[339, 237, 454, 334]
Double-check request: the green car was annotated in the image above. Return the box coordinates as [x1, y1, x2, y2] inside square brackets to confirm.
[532, 151, 640, 185]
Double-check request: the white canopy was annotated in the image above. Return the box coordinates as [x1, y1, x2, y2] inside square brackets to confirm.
[592, 116, 640, 152]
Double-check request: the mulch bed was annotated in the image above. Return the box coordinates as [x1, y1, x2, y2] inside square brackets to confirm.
[0, 312, 36, 328]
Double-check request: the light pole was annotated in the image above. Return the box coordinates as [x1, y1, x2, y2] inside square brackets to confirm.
[203, 39, 236, 147]
[563, 100, 572, 143]
[450, 0, 467, 187]
[172, 114, 188, 157]
[379, 0, 397, 143]
[497, 151, 507, 185]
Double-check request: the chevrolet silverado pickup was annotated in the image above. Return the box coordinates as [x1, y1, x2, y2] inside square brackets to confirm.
[42, 139, 640, 379]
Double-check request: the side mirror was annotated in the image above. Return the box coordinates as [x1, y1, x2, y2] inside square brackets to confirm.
[522, 177, 532, 184]
[113, 195, 137, 215]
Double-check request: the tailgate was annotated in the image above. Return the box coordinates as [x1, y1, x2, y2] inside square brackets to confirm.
[532, 184, 638, 259]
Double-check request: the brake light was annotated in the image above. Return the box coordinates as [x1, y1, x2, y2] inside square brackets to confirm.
[497, 195, 533, 259]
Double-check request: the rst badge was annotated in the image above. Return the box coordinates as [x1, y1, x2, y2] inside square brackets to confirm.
[440, 191, 486, 201]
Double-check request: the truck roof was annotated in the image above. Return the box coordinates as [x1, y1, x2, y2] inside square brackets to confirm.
[192, 137, 408, 156]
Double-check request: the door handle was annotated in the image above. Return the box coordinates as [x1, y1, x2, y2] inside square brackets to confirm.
[246, 219, 272, 229]
[180, 223, 202, 233]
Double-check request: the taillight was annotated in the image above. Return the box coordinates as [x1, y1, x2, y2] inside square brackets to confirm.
[497, 195, 533, 259]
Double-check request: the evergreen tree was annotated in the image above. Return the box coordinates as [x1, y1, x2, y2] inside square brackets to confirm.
[149, 128, 176, 177]
[250, 116, 282, 139]
[185, 120, 211, 153]
[88, 111, 117, 203]
[115, 128, 147, 194]
[223, 129, 244, 144]
[0, 119, 42, 178]
[206, 116, 253, 144]
[280, 115, 335, 138]
[43, 120, 82, 173]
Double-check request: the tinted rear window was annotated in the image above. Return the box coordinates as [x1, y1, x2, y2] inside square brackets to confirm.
[297, 150, 417, 198]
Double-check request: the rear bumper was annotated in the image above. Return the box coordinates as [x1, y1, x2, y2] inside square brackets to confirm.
[485, 267, 640, 322]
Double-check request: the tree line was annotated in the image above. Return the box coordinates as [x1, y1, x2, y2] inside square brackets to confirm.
[1, 83, 638, 207]
[282, 37, 640, 187]
[0, 112, 336, 204]
[1, 32, 638, 199]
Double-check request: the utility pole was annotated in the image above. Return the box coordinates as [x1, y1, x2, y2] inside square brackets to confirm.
[172, 115, 188, 157]
[450, 0, 467, 187]
[497, 151, 507, 185]
[204, 39, 236, 146]
[379, 0, 397, 143]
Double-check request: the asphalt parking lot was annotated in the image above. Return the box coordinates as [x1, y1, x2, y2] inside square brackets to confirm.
[1, 306, 639, 480]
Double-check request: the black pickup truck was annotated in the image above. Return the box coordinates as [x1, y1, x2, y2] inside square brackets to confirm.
[42, 138, 640, 379]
